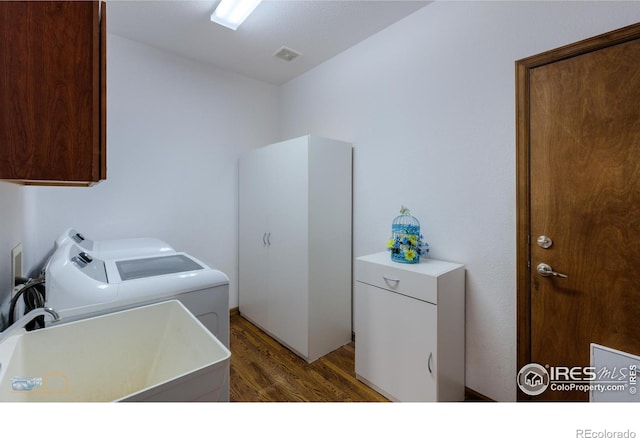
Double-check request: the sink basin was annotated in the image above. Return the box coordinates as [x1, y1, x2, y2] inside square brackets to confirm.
[0, 300, 230, 402]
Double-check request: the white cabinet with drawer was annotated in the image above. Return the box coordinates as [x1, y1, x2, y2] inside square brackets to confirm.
[354, 252, 465, 401]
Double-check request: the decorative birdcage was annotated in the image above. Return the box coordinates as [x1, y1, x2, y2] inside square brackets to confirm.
[386, 206, 429, 264]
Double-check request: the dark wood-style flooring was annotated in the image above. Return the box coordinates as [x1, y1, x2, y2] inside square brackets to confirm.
[229, 313, 388, 402]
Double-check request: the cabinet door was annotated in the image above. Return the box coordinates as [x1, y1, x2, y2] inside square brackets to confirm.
[0, 1, 104, 184]
[266, 139, 309, 356]
[355, 282, 438, 401]
[238, 147, 271, 329]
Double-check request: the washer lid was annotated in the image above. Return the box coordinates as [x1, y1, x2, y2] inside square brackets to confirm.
[115, 254, 203, 281]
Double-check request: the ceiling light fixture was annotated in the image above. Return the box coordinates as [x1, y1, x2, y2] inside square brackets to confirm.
[210, 0, 262, 31]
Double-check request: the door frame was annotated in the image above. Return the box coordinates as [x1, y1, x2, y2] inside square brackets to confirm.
[516, 22, 640, 401]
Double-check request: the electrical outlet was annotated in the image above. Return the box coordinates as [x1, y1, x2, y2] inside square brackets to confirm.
[11, 243, 23, 296]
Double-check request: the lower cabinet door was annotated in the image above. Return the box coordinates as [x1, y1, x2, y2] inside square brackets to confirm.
[355, 281, 438, 401]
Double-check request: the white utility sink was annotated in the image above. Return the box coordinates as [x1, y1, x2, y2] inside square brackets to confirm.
[0, 300, 230, 402]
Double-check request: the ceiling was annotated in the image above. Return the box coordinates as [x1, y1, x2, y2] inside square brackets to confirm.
[107, 0, 430, 85]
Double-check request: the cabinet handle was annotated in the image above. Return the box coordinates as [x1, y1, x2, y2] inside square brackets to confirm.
[428, 352, 433, 374]
[382, 275, 400, 284]
[262, 233, 267, 246]
[267, 232, 271, 246]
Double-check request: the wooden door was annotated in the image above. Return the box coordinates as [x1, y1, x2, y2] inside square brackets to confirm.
[517, 24, 640, 401]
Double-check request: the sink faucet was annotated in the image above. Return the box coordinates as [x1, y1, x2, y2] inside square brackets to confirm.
[0, 307, 60, 344]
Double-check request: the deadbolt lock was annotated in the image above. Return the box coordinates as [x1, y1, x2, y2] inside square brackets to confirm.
[537, 235, 553, 249]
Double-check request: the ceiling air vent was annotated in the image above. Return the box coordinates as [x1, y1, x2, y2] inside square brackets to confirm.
[274, 46, 301, 62]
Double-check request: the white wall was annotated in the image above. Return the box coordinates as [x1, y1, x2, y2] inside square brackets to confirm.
[22, 35, 280, 308]
[0, 182, 24, 330]
[278, 1, 640, 401]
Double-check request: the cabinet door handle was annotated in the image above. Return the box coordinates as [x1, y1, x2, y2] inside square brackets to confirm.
[262, 233, 267, 246]
[428, 352, 433, 374]
[267, 232, 271, 246]
[383, 275, 400, 284]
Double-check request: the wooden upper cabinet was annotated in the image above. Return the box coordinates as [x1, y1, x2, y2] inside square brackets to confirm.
[0, 1, 106, 185]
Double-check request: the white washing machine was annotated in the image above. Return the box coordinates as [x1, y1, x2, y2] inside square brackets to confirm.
[54, 228, 175, 259]
[45, 241, 229, 348]
[44, 235, 231, 401]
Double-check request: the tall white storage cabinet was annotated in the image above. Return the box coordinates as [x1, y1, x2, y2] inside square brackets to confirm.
[354, 252, 465, 401]
[238, 135, 353, 363]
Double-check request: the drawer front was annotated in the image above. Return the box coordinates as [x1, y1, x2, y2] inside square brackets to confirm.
[355, 258, 438, 304]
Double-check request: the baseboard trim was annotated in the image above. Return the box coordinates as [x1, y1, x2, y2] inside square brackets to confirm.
[465, 387, 495, 402]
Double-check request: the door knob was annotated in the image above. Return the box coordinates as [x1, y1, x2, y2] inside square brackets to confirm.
[536, 263, 568, 278]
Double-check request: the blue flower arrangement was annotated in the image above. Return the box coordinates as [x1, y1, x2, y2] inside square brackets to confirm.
[386, 206, 429, 264]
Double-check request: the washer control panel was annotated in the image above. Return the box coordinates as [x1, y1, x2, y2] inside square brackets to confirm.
[70, 244, 107, 283]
